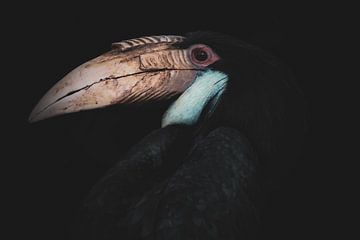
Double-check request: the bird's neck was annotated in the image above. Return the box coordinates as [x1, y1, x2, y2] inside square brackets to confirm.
[161, 70, 228, 127]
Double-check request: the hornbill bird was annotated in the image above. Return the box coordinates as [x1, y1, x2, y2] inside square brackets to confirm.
[29, 32, 306, 239]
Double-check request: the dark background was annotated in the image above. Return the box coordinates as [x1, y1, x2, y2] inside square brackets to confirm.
[6, 2, 349, 240]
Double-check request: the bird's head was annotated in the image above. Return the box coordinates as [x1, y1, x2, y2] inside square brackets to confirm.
[29, 33, 227, 126]
[29, 32, 305, 177]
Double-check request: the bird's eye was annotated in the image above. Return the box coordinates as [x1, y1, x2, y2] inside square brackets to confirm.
[193, 49, 209, 62]
[189, 44, 220, 68]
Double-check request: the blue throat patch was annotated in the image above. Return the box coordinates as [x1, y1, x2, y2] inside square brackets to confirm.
[162, 70, 228, 127]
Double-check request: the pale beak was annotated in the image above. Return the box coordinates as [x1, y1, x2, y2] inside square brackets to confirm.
[29, 35, 198, 122]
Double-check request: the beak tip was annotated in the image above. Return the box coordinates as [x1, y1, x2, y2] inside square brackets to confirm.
[28, 106, 43, 123]
[28, 112, 37, 123]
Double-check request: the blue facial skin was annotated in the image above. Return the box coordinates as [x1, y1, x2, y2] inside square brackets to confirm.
[162, 70, 228, 127]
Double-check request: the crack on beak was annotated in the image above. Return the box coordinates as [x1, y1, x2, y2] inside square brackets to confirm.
[32, 68, 198, 121]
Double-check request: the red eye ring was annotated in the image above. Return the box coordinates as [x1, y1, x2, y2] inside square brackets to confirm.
[189, 44, 220, 68]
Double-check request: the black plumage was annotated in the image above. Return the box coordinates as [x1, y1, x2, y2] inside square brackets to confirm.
[73, 126, 263, 240]
[64, 31, 306, 239]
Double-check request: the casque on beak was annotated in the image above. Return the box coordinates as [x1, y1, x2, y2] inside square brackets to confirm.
[29, 35, 198, 122]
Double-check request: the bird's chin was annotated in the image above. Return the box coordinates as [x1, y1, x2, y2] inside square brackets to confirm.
[161, 70, 228, 128]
